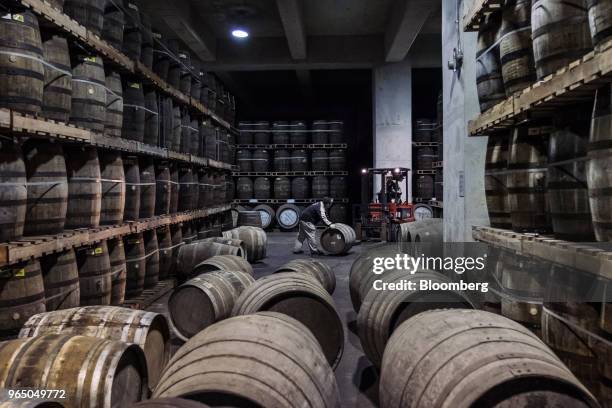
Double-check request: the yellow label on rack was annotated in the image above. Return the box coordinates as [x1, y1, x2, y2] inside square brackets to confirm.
[14, 268, 25, 277]
[129, 83, 141, 89]
[12, 14, 25, 23]
[84, 56, 97, 63]
[94, 247, 103, 255]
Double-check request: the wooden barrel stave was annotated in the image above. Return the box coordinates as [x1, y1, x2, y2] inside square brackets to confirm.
[275, 259, 336, 294]
[191, 254, 253, 276]
[177, 241, 244, 280]
[64, 146, 102, 229]
[320, 223, 356, 255]
[122, 80, 146, 142]
[222, 226, 267, 262]
[41, 34, 72, 123]
[70, 53, 106, 132]
[75, 241, 112, 306]
[40, 249, 80, 311]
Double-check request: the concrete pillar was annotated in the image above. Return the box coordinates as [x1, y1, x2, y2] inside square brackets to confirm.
[373, 59, 413, 202]
[442, 0, 489, 241]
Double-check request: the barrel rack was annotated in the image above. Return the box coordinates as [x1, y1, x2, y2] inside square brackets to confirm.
[0, 204, 232, 268]
[236, 144, 348, 150]
[472, 226, 612, 280]
[15, 0, 238, 134]
[0, 108, 234, 171]
[463, 0, 503, 32]
[233, 171, 348, 177]
[467, 37, 612, 136]
[432, 161, 443, 169]
[233, 198, 349, 205]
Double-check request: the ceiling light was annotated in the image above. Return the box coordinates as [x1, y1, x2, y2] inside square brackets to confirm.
[232, 29, 249, 38]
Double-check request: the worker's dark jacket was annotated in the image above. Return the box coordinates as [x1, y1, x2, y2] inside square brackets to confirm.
[300, 202, 332, 225]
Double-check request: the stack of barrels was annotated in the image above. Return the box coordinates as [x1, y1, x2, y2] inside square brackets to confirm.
[413, 119, 439, 203]
[475, 0, 601, 113]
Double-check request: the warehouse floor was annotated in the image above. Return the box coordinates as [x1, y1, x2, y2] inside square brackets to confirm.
[149, 232, 379, 408]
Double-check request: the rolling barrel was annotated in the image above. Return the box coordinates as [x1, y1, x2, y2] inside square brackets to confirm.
[532, 0, 593, 79]
[104, 70, 124, 138]
[177, 241, 245, 280]
[108, 237, 126, 305]
[485, 133, 511, 229]
[191, 254, 253, 276]
[379, 309, 599, 408]
[40, 249, 80, 312]
[320, 223, 356, 255]
[0, 9, 44, 115]
[64, 146, 101, 229]
[0, 139, 26, 242]
[19, 306, 170, 389]
[222, 226, 267, 262]
[22, 140, 68, 236]
[75, 241, 112, 306]
[99, 151, 125, 225]
[0, 260, 45, 336]
[153, 313, 340, 407]
[0, 334, 148, 407]
[70, 53, 106, 132]
[275, 259, 335, 294]
[232, 275, 344, 369]
[41, 34, 72, 122]
[476, 12, 505, 112]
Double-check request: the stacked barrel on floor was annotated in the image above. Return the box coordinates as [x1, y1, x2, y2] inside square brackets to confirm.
[235, 120, 349, 229]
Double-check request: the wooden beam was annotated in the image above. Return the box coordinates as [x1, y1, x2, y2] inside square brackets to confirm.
[385, 0, 439, 62]
[276, 0, 307, 60]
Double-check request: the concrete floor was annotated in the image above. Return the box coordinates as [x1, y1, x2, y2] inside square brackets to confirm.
[149, 232, 379, 408]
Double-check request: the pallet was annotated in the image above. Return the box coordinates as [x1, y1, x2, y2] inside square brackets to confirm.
[432, 161, 443, 169]
[233, 171, 349, 176]
[1, 108, 233, 171]
[463, 0, 503, 32]
[415, 170, 436, 175]
[469, 38, 612, 136]
[429, 200, 443, 208]
[17, 0, 234, 132]
[412, 142, 440, 147]
[472, 226, 612, 280]
[235, 144, 348, 149]
[0, 205, 232, 267]
[233, 198, 349, 205]
[122, 279, 176, 310]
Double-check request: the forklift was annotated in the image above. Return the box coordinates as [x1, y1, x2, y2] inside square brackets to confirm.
[354, 167, 415, 242]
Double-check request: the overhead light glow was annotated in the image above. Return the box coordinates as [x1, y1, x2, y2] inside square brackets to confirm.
[232, 29, 249, 38]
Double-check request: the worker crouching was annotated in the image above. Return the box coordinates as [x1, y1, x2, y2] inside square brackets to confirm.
[293, 197, 335, 255]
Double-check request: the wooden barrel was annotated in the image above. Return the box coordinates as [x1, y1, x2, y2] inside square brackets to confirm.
[477, 12, 505, 112]
[312, 176, 329, 198]
[169, 164, 179, 213]
[169, 271, 254, 339]
[532, 0, 593, 79]
[123, 155, 141, 221]
[198, 238, 247, 259]
[99, 151, 125, 225]
[153, 312, 339, 407]
[398, 218, 441, 243]
[160, 97, 172, 148]
[587, 0, 612, 47]
[192, 254, 253, 276]
[270, 121, 288, 144]
[138, 158, 156, 219]
[197, 169, 213, 207]
[275, 259, 335, 294]
[328, 149, 346, 171]
[222, 226, 267, 262]
[588, 84, 612, 241]
[20, 305, 170, 389]
[65, 146, 101, 229]
[290, 149, 308, 171]
[0, 399, 64, 408]
[273, 176, 291, 199]
[236, 149, 252, 172]
[64, 0, 105, 35]
[180, 111, 191, 154]
[132, 399, 209, 408]
[102, 2, 124, 50]
[182, 221, 197, 245]
[312, 120, 329, 144]
[104, 70, 124, 138]
[212, 172, 225, 205]
[414, 175, 434, 199]
[203, 123, 217, 160]
[290, 120, 308, 144]
[254, 177, 271, 199]
[379, 309, 599, 408]
[143, 229, 160, 288]
[155, 162, 171, 216]
[156, 226, 172, 280]
[0, 139, 26, 242]
[237, 122, 254, 144]
[330, 176, 347, 198]
[0, 334, 148, 406]
[23, 139, 68, 236]
[140, 12, 154, 68]
[178, 51, 192, 96]
[75, 241, 112, 305]
[166, 39, 180, 88]
[252, 121, 270, 144]
[178, 166, 197, 211]
[70, 53, 106, 132]
[485, 133, 511, 228]
[358, 269, 475, 368]
[500, 0, 536, 96]
[232, 274, 344, 368]
[177, 242, 244, 280]
[328, 121, 344, 143]
[124, 233, 146, 297]
[291, 177, 309, 198]
[312, 150, 329, 171]
[320, 223, 356, 255]
[108, 237, 126, 305]
[169, 224, 183, 277]
[415, 146, 436, 169]
[225, 176, 234, 202]
[41, 34, 72, 123]
[122, 80, 146, 142]
[40, 249, 79, 311]
[413, 220, 444, 244]
[236, 177, 253, 199]
[122, 1, 142, 61]
[253, 204, 275, 229]
[434, 169, 443, 200]
[0, 9, 44, 115]
[348, 246, 400, 312]
[549, 115, 594, 240]
[273, 149, 291, 171]
[191, 65, 202, 102]
[276, 203, 301, 230]
[0, 260, 45, 336]
[251, 149, 269, 172]
[329, 204, 348, 223]
[413, 119, 433, 142]
[144, 88, 159, 146]
[152, 32, 169, 81]
[508, 123, 551, 233]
